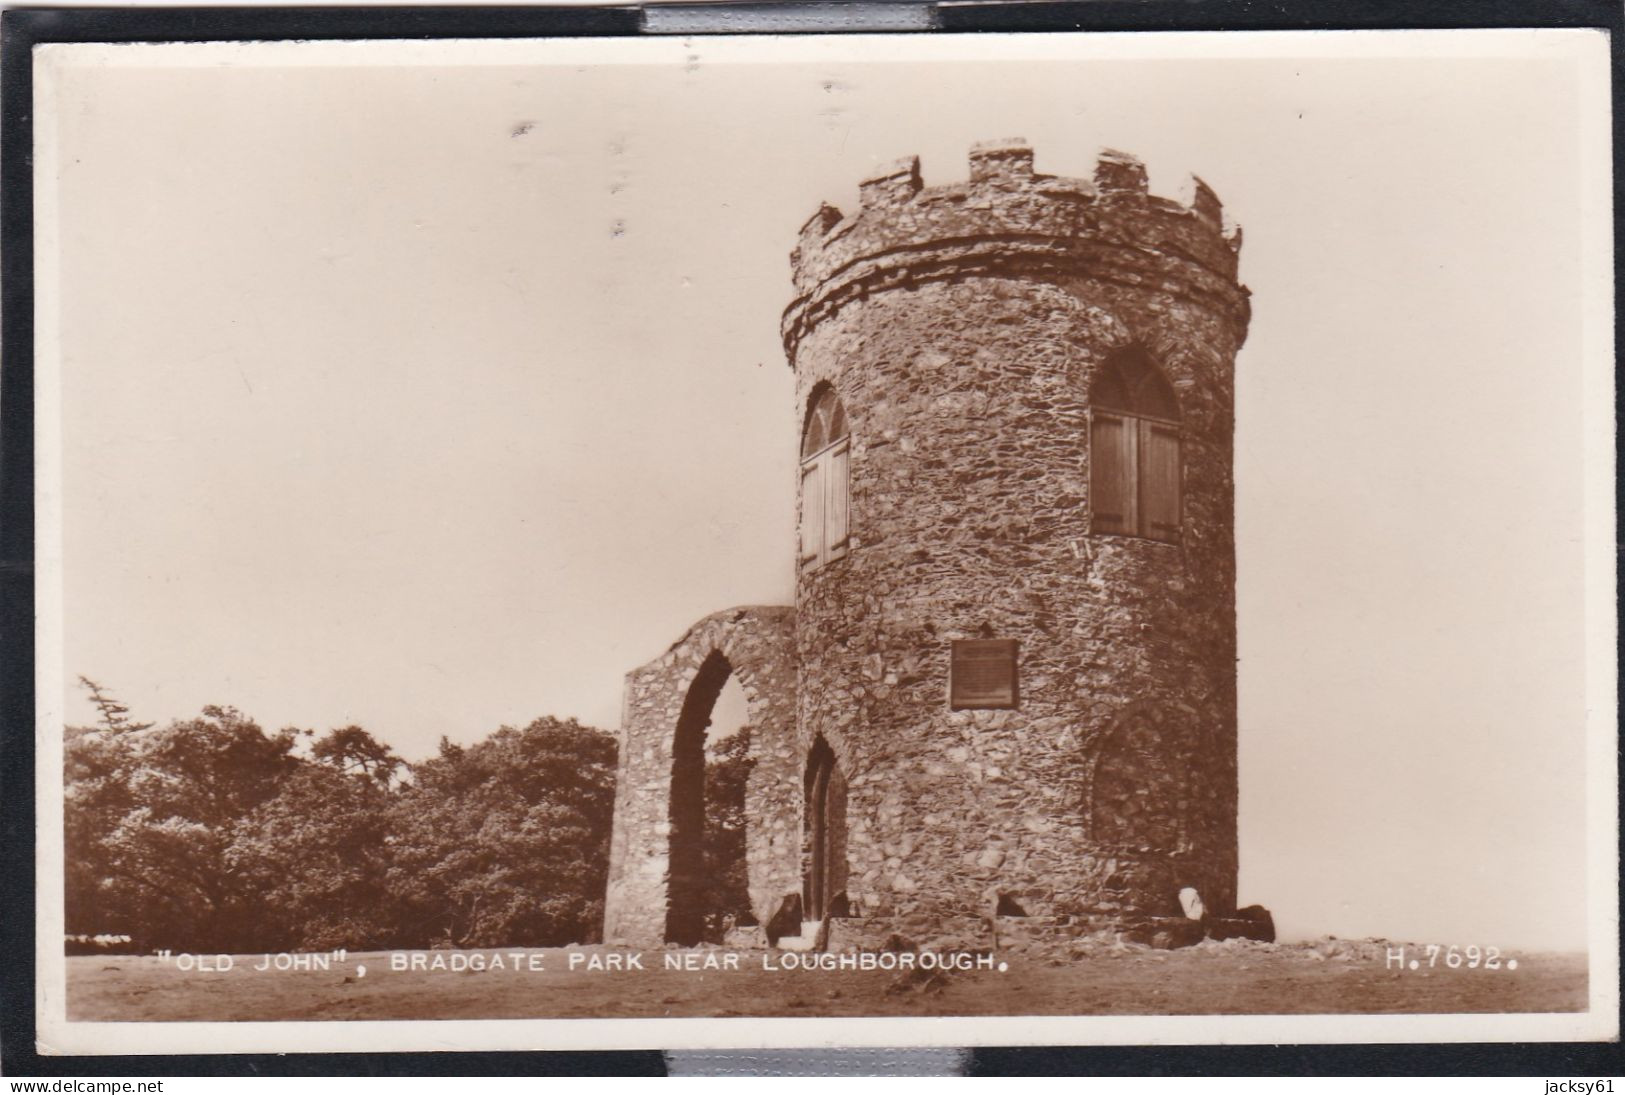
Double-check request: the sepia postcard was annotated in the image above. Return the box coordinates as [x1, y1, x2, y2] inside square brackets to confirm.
[29, 27, 1618, 1055]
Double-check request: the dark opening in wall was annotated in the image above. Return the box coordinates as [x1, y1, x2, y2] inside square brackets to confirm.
[804, 735, 848, 920]
[995, 892, 1028, 917]
[665, 652, 754, 944]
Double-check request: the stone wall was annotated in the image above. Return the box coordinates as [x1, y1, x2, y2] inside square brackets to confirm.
[782, 140, 1248, 925]
[603, 606, 799, 946]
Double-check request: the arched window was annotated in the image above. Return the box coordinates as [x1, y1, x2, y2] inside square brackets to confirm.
[1090, 348, 1181, 543]
[800, 386, 850, 569]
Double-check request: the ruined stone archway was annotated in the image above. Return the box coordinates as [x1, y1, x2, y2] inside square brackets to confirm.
[603, 606, 799, 946]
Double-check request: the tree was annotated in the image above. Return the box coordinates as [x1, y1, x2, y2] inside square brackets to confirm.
[74, 706, 301, 952]
[226, 761, 395, 950]
[698, 726, 755, 938]
[77, 676, 154, 735]
[385, 717, 617, 947]
[311, 724, 404, 787]
[64, 692, 621, 955]
[64, 722, 140, 938]
[65, 673, 154, 935]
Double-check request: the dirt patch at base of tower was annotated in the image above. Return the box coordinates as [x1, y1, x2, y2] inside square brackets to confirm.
[66, 938, 1587, 1022]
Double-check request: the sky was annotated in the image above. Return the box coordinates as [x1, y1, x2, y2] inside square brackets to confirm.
[38, 31, 1612, 951]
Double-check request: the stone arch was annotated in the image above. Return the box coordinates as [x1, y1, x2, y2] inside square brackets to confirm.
[1060, 288, 1207, 401]
[1093, 345, 1181, 422]
[603, 606, 799, 946]
[793, 709, 858, 779]
[1085, 702, 1195, 855]
[800, 380, 849, 458]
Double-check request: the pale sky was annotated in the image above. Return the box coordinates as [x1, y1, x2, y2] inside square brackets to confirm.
[39, 32, 1611, 950]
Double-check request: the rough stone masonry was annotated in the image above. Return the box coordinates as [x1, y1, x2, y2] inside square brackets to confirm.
[603, 139, 1252, 949]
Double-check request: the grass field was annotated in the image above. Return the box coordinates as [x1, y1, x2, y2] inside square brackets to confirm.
[66, 938, 1588, 1021]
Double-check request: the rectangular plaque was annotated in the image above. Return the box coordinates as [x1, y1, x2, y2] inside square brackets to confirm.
[950, 639, 1019, 709]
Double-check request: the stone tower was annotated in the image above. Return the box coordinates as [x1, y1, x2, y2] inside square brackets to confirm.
[604, 139, 1250, 947]
[784, 139, 1249, 930]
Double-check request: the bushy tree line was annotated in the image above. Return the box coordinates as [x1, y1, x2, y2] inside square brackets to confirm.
[65, 681, 619, 954]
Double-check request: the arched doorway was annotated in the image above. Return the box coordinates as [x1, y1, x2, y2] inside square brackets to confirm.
[803, 735, 848, 920]
[665, 651, 753, 944]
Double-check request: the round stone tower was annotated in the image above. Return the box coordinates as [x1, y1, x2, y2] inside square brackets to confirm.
[782, 139, 1250, 932]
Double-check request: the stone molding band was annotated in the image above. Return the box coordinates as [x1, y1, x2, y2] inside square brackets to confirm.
[782, 233, 1252, 359]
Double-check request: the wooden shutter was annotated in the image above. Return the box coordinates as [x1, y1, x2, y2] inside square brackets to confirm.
[1139, 421, 1181, 542]
[826, 440, 850, 559]
[800, 459, 824, 566]
[1090, 411, 1135, 536]
[950, 639, 1019, 709]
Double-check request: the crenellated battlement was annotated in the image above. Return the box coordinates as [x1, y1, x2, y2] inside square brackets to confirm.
[783, 140, 1248, 358]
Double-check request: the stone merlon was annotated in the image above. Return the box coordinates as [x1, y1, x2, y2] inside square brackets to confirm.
[782, 139, 1250, 359]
